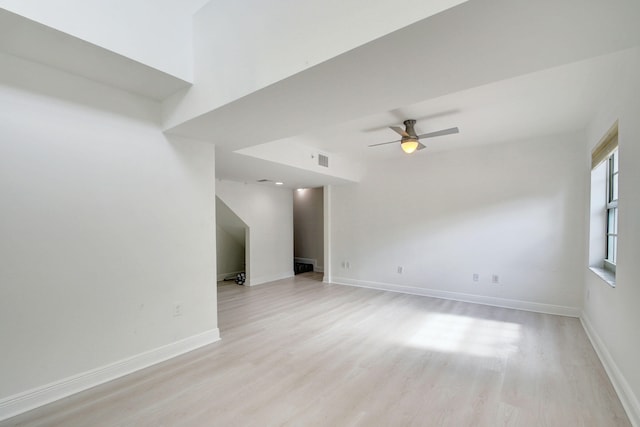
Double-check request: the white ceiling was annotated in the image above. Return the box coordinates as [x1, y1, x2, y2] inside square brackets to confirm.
[215, 149, 357, 190]
[166, 0, 640, 189]
[2, 0, 638, 190]
[263, 50, 630, 161]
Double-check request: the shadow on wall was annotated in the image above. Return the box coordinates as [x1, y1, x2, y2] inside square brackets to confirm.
[216, 197, 247, 282]
[0, 51, 160, 125]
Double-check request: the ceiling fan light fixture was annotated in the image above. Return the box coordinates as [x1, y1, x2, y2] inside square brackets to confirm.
[368, 119, 459, 153]
[401, 139, 419, 154]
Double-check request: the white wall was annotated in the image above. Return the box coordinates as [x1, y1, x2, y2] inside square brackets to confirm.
[582, 48, 640, 426]
[216, 180, 293, 286]
[0, 52, 217, 408]
[330, 133, 587, 315]
[0, 0, 208, 80]
[294, 187, 324, 270]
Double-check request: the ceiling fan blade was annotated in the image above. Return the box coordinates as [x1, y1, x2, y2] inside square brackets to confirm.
[416, 142, 427, 151]
[368, 139, 400, 147]
[389, 126, 409, 137]
[417, 127, 459, 139]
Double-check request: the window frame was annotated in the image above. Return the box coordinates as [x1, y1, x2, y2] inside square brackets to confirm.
[604, 149, 618, 273]
[588, 120, 618, 287]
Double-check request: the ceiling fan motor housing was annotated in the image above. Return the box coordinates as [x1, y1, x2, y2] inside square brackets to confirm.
[403, 119, 418, 141]
[403, 119, 418, 137]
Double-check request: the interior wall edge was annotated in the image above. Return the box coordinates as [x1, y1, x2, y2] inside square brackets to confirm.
[0, 329, 220, 422]
[581, 314, 640, 427]
[330, 277, 580, 318]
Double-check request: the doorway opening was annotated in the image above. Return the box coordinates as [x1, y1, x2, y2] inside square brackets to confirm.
[293, 187, 324, 279]
[216, 197, 248, 285]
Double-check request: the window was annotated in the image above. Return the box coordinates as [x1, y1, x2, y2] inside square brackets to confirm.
[605, 149, 618, 272]
[589, 120, 618, 286]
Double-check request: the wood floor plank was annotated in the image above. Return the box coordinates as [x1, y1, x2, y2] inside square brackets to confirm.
[0, 272, 631, 426]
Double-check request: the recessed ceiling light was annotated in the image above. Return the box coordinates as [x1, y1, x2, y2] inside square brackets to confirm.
[275, 182, 284, 186]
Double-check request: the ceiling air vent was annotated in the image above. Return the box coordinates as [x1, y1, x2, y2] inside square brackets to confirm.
[257, 179, 270, 183]
[318, 154, 329, 168]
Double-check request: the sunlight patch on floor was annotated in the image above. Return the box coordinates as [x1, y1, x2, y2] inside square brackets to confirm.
[403, 313, 521, 358]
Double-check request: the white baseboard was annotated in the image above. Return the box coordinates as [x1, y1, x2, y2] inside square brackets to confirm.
[0, 329, 220, 422]
[581, 314, 640, 427]
[217, 270, 244, 281]
[330, 276, 580, 317]
[249, 270, 294, 286]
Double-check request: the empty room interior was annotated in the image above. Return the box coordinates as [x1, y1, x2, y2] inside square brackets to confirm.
[1, 0, 639, 425]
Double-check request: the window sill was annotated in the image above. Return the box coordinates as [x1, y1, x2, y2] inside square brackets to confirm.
[589, 267, 616, 287]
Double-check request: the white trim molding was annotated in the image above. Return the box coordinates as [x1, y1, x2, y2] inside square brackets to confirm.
[581, 314, 640, 427]
[330, 277, 581, 317]
[0, 329, 220, 422]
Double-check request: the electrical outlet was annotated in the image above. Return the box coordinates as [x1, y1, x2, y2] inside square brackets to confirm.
[173, 303, 183, 317]
[472, 273, 479, 282]
[492, 274, 500, 284]
[397, 266, 403, 274]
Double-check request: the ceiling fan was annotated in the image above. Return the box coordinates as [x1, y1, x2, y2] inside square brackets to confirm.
[368, 119, 459, 154]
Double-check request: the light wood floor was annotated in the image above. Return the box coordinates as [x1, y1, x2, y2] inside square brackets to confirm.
[1, 273, 631, 426]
